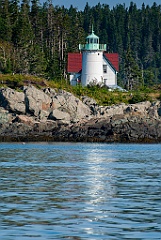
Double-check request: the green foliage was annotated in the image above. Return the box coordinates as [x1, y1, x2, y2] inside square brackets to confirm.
[138, 85, 153, 93]
[157, 91, 161, 101]
[47, 79, 158, 105]
[0, 74, 47, 88]
[128, 91, 152, 104]
[124, 46, 143, 90]
[1, 1, 161, 85]
[72, 84, 84, 97]
[3, 59, 12, 73]
[0, 74, 160, 105]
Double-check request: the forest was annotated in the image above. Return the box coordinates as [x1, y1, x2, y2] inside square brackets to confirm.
[0, 0, 161, 89]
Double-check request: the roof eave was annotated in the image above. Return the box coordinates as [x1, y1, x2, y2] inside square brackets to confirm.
[103, 53, 119, 72]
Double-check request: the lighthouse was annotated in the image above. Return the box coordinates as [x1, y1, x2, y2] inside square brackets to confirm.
[79, 28, 107, 86]
[67, 29, 119, 87]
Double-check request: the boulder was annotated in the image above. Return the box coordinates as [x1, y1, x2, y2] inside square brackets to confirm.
[51, 91, 91, 122]
[0, 87, 26, 114]
[49, 109, 71, 122]
[1, 86, 161, 142]
[155, 102, 161, 117]
[13, 115, 34, 125]
[0, 107, 12, 123]
[24, 86, 52, 117]
[104, 104, 126, 117]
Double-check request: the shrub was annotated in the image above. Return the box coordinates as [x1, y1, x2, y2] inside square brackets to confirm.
[158, 92, 161, 101]
[129, 91, 152, 104]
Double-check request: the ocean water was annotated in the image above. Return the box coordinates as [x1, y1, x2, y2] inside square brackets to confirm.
[0, 142, 161, 240]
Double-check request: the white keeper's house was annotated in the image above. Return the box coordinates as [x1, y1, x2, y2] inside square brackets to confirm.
[67, 29, 119, 87]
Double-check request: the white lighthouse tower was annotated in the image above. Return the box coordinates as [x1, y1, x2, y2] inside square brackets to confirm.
[79, 27, 107, 86]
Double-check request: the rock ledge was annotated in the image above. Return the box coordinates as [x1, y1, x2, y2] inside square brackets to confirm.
[0, 86, 161, 142]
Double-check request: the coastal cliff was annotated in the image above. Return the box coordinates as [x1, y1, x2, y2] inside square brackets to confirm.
[0, 85, 161, 142]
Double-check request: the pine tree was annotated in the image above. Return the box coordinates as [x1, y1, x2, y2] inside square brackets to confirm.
[29, 0, 47, 75]
[9, 0, 20, 26]
[0, 0, 12, 42]
[124, 46, 142, 90]
[12, 0, 34, 73]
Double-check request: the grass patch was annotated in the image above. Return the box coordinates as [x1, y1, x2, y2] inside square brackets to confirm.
[0, 74, 47, 89]
[0, 74, 160, 105]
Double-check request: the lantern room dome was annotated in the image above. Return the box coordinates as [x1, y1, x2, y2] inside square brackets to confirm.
[86, 30, 99, 44]
[79, 27, 106, 51]
[86, 30, 99, 40]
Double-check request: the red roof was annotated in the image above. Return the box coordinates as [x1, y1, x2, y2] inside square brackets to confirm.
[104, 53, 119, 72]
[67, 52, 119, 73]
[67, 53, 82, 73]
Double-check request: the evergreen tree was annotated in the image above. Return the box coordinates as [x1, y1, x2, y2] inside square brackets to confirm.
[124, 46, 143, 90]
[83, 3, 92, 34]
[67, 5, 85, 52]
[29, 0, 47, 75]
[9, 0, 20, 26]
[0, 0, 12, 42]
[99, 4, 110, 45]
[1, 1, 161, 85]
[12, 0, 34, 73]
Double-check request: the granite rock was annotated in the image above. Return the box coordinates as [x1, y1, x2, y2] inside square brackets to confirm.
[0, 86, 161, 142]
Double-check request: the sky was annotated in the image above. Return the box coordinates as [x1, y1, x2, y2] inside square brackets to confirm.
[46, 0, 161, 10]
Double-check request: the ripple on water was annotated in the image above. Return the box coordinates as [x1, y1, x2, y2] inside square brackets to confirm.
[0, 143, 161, 239]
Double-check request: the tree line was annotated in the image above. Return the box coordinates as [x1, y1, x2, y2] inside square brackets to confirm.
[0, 0, 161, 89]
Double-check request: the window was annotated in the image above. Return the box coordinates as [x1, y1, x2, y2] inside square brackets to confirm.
[94, 39, 98, 43]
[103, 65, 107, 73]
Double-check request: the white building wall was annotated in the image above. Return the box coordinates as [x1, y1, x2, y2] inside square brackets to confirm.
[103, 58, 117, 86]
[69, 53, 117, 87]
[70, 73, 81, 86]
[81, 51, 103, 86]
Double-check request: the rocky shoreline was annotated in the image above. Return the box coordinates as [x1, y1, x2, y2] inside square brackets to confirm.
[0, 85, 161, 143]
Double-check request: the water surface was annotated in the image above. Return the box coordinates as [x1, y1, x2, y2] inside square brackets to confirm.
[0, 143, 161, 239]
